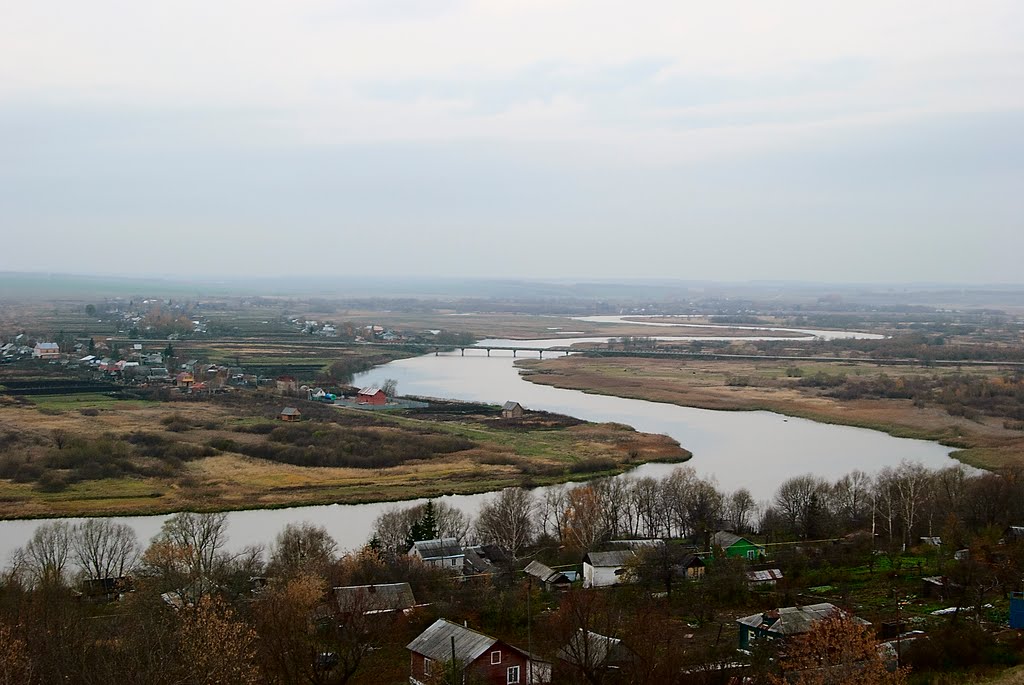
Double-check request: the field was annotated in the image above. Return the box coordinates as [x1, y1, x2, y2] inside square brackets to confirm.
[518, 356, 1024, 471]
[0, 390, 688, 518]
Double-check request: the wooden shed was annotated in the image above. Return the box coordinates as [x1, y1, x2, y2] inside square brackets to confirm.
[502, 401, 524, 419]
[278, 406, 301, 422]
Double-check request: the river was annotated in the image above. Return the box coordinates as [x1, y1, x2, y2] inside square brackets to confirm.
[0, 322, 958, 564]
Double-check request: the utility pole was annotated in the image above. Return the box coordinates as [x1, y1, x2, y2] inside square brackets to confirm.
[526, 575, 533, 684]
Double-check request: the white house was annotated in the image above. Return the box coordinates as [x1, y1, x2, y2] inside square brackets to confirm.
[582, 550, 636, 589]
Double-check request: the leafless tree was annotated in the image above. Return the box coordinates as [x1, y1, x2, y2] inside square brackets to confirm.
[370, 500, 469, 554]
[268, 522, 337, 577]
[832, 470, 872, 529]
[475, 488, 535, 559]
[726, 488, 757, 533]
[629, 477, 664, 539]
[17, 521, 72, 586]
[71, 519, 140, 581]
[539, 485, 571, 541]
[774, 474, 825, 537]
[891, 461, 933, 549]
[154, 511, 229, 580]
[381, 378, 398, 397]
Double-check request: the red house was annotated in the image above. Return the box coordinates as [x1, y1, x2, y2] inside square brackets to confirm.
[407, 619, 551, 685]
[357, 385, 387, 405]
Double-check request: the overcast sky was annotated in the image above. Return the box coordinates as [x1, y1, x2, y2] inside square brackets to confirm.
[2, 1, 1022, 283]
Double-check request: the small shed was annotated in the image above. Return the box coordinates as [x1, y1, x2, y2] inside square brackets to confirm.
[333, 582, 416, 616]
[278, 406, 301, 422]
[358, 386, 387, 406]
[583, 550, 636, 589]
[174, 372, 195, 388]
[737, 603, 869, 649]
[746, 568, 784, 588]
[502, 401, 525, 419]
[524, 560, 572, 592]
[557, 629, 635, 672]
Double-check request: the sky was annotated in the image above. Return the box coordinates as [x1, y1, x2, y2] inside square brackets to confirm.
[2, 1, 1023, 283]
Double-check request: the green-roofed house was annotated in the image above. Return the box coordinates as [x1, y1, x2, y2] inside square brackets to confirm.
[712, 531, 765, 561]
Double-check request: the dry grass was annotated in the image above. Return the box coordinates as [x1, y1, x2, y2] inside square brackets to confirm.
[0, 396, 687, 518]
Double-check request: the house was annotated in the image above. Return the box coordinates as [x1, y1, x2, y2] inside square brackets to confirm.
[736, 603, 869, 649]
[463, 544, 511, 577]
[920, 536, 942, 547]
[278, 407, 301, 422]
[524, 560, 572, 592]
[712, 531, 765, 560]
[583, 550, 636, 589]
[333, 582, 416, 616]
[746, 569, 784, 588]
[502, 401, 524, 419]
[407, 618, 551, 685]
[409, 538, 465, 572]
[1003, 526, 1024, 544]
[358, 386, 387, 405]
[677, 553, 706, 580]
[77, 576, 134, 603]
[276, 376, 298, 395]
[174, 372, 195, 388]
[33, 342, 61, 359]
[556, 629, 635, 673]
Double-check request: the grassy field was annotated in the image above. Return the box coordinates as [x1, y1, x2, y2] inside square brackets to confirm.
[517, 356, 1024, 471]
[0, 392, 688, 518]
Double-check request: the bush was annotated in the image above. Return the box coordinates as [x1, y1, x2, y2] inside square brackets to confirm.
[35, 472, 69, 492]
[208, 437, 238, 452]
[79, 408, 100, 417]
[569, 457, 617, 474]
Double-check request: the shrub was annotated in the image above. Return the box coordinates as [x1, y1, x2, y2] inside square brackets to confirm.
[35, 472, 68, 492]
[79, 407, 100, 416]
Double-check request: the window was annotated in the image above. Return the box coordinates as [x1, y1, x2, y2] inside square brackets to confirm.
[490, 650, 502, 665]
[747, 550, 756, 560]
[452, 557, 457, 566]
[423, 657, 432, 677]
[507, 665, 520, 684]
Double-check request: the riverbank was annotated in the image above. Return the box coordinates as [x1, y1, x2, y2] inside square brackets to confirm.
[517, 356, 1024, 472]
[0, 393, 688, 519]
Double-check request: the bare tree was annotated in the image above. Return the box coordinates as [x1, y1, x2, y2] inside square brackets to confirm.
[268, 522, 337, 577]
[71, 519, 140, 581]
[17, 521, 72, 587]
[475, 488, 536, 559]
[774, 475, 825, 537]
[381, 378, 398, 398]
[726, 488, 757, 533]
[832, 470, 872, 529]
[891, 461, 933, 549]
[154, 511, 229, 580]
[370, 500, 468, 555]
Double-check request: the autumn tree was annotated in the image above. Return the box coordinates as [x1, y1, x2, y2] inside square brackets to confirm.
[769, 613, 907, 685]
[561, 486, 608, 552]
[174, 596, 261, 685]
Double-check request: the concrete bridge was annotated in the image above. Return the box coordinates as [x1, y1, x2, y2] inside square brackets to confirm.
[445, 346, 572, 358]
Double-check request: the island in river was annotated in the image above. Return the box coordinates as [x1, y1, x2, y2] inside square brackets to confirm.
[517, 355, 1024, 472]
[0, 391, 688, 519]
